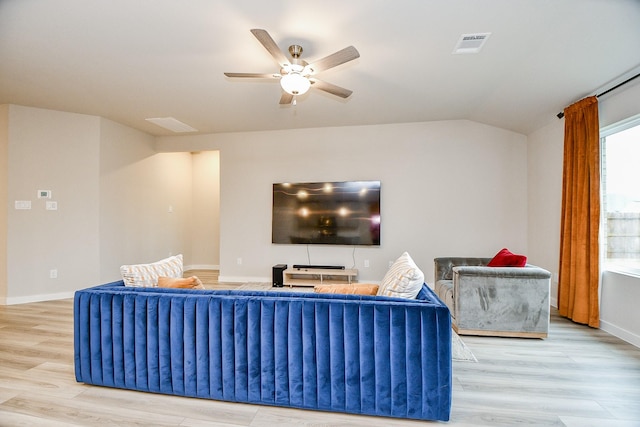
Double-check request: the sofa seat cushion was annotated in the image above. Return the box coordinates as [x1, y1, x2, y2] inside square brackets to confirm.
[435, 279, 455, 319]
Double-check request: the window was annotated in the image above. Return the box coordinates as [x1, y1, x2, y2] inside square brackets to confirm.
[601, 115, 640, 276]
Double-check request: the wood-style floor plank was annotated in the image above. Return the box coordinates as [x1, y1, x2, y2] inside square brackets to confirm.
[0, 272, 638, 426]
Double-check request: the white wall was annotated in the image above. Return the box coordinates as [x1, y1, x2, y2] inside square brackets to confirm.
[157, 120, 529, 284]
[99, 118, 194, 284]
[527, 117, 564, 306]
[0, 105, 8, 302]
[190, 151, 220, 269]
[601, 271, 640, 347]
[0, 106, 200, 303]
[3, 105, 101, 303]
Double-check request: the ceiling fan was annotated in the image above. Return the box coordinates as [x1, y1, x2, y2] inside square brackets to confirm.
[224, 29, 360, 105]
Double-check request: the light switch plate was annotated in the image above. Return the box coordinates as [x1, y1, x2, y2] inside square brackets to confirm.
[46, 201, 58, 210]
[15, 201, 31, 210]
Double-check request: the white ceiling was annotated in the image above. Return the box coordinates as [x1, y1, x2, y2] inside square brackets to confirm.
[1, 0, 639, 137]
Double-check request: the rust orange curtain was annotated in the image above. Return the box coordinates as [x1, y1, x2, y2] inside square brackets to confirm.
[558, 96, 600, 327]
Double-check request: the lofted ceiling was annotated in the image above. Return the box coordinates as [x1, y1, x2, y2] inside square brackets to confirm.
[1, 0, 639, 137]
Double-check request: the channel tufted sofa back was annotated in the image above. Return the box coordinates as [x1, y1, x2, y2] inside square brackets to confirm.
[74, 281, 452, 421]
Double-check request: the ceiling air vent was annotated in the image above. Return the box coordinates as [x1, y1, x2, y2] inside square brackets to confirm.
[453, 33, 491, 54]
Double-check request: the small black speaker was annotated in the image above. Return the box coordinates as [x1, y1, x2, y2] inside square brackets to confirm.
[272, 264, 287, 287]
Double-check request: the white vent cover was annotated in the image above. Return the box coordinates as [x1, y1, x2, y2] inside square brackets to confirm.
[145, 117, 198, 133]
[453, 33, 491, 54]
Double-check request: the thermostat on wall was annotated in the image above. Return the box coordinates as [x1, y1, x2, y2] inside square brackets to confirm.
[37, 190, 52, 199]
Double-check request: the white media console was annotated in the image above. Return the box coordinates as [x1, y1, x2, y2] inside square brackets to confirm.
[283, 267, 358, 288]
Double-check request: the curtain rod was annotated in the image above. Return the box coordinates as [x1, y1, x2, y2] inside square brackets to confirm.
[556, 72, 640, 119]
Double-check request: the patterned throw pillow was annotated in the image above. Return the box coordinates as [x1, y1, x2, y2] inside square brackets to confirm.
[377, 252, 424, 299]
[120, 254, 183, 287]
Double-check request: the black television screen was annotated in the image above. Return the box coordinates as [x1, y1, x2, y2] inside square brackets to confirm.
[272, 181, 381, 246]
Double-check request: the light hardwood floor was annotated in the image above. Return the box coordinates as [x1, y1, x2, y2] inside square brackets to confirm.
[1, 272, 639, 426]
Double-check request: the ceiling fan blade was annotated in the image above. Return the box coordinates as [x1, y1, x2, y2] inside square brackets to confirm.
[305, 46, 360, 74]
[309, 79, 353, 98]
[224, 72, 279, 79]
[250, 29, 290, 68]
[279, 92, 294, 105]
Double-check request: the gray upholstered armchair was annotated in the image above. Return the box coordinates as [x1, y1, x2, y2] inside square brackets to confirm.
[434, 257, 551, 338]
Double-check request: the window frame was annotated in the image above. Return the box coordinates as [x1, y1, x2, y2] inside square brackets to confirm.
[600, 113, 640, 278]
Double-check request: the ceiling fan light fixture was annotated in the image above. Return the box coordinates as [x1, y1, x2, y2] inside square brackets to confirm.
[225, 30, 359, 104]
[280, 72, 311, 95]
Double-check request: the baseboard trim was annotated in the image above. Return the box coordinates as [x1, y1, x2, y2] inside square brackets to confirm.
[550, 298, 638, 348]
[454, 324, 547, 339]
[218, 276, 270, 283]
[4, 291, 75, 305]
[599, 319, 640, 348]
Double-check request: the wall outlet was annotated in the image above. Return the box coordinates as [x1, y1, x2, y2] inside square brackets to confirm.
[237, 257, 242, 265]
[50, 269, 58, 279]
[364, 259, 370, 268]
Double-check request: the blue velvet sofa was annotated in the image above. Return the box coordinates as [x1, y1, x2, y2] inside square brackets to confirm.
[74, 281, 452, 421]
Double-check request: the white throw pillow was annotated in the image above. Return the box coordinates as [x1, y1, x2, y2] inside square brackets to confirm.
[120, 254, 183, 287]
[377, 252, 424, 299]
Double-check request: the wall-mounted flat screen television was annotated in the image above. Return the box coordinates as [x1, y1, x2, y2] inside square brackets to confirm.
[272, 181, 381, 246]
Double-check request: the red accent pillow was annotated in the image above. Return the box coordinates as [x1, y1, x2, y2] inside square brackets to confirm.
[487, 248, 527, 267]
